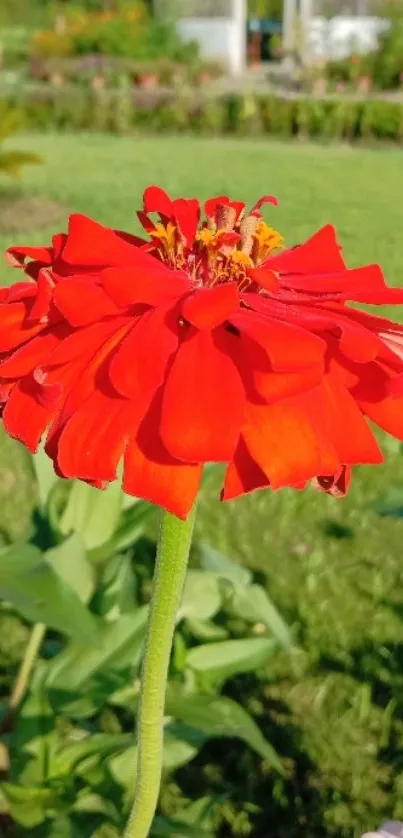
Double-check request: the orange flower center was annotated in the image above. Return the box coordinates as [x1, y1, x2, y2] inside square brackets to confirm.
[148, 205, 284, 291]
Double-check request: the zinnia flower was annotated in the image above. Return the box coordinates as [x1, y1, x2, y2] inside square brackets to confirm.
[2, 185, 403, 518]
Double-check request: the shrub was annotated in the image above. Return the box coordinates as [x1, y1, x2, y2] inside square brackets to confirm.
[0, 456, 289, 838]
[30, 4, 199, 64]
[321, 5, 403, 92]
[28, 55, 223, 91]
[2, 85, 403, 145]
[0, 103, 43, 179]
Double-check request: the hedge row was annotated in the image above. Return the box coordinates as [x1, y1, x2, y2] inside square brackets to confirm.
[2, 84, 403, 142]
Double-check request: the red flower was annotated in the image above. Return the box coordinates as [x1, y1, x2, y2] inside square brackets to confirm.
[2, 186, 403, 519]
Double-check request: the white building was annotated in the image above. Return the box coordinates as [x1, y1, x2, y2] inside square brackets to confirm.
[175, 0, 247, 76]
[174, 0, 388, 73]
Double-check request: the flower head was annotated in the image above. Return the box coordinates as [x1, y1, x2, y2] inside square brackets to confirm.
[2, 186, 403, 518]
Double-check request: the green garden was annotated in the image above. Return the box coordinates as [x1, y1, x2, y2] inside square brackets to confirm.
[1, 2, 403, 837]
[0, 132, 403, 838]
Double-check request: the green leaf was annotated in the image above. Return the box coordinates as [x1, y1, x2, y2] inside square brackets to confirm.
[108, 745, 136, 791]
[31, 447, 59, 509]
[46, 606, 148, 693]
[46, 534, 95, 604]
[230, 584, 294, 651]
[88, 499, 156, 563]
[49, 733, 132, 780]
[59, 481, 123, 550]
[12, 676, 58, 786]
[43, 815, 79, 838]
[91, 826, 120, 838]
[185, 617, 228, 642]
[44, 816, 81, 838]
[0, 784, 55, 828]
[186, 637, 277, 686]
[73, 792, 120, 822]
[93, 554, 137, 619]
[152, 816, 212, 837]
[109, 731, 197, 792]
[178, 571, 221, 621]
[163, 731, 199, 770]
[75, 753, 108, 786]
[0, 544, 98, 643]
[172, 795, 217, 831]
[172, 631, 188, 673]
[166, 691, 284, 773]
[199, 544, 251, 587]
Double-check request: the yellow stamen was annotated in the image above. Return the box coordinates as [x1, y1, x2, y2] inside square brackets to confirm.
[151, 222, 177, 249]
[253, 221, 284, 262]
[231, 250, 253, 268]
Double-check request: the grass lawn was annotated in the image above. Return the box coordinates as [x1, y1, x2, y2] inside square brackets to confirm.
[1, 133, 403, 837]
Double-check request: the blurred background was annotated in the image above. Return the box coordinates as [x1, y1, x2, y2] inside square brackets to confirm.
[1, 2, 403, 838]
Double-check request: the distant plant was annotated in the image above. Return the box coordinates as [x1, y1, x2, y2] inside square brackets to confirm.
[31, 3, 197, 63]
[248, 0, 283, 19]
[0, 105, 43, 180]
[319, 2, 403, 92]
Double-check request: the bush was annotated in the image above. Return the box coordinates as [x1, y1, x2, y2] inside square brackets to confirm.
[0, 103, 43, 179]
[2, 84, 403, 145]
[0, 455, 290, 838]
[320, 5, 403, 92]
[27, 55, 223, 91]
[30, 4, 198, 64]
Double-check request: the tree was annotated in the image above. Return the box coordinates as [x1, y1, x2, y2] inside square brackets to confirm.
[248, 0, 283, 19]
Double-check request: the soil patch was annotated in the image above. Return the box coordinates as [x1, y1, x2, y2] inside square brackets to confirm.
[0, 196, 67, 234]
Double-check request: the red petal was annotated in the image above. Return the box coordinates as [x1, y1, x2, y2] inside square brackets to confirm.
[40, 317, 130, 374]
[247, 266, 279, 291]
[181, 284, 239, 330]
[2, 375, 62, 452]
[29, 270, 54, 323]
[161, 328, 245, 462]
[101, 266, 190, 308]
[0, 325, 69, 378]
[231, 309, 325, 372]
[52, 233, 67, 259]
[124, 394, 202, 518]
[143, 185, 173, 217]
[53, 278, 119, 326]
[242, 397, 329, 489]
[0, 382, 14, 403]
[173, 198, 200, 246]
[358, 391, 403, 439]
[336, 317, 382, 364]
[63, 214, 142, 268]
[3, 283, 36, 304]
[267, 225, 346, 275]
[109, 306, 179, 398]
[5, 245, 53, 269]
[255, 365, 323, 403]
[312, 373, 383, 465]
[45, 320, 132, 432]
[0, 303, 44, 352]
[56, 390, 139, 481]
[278, 264, 383, 296]
[204, 196, 229, 218]
[250, 195, 278, 215]
[222, 437, 270, 500]
[137, 210, 156, 235]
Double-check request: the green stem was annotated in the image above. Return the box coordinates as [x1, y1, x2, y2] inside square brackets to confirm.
[9, 623, 46, 710]
[124, 505, 197, 838]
